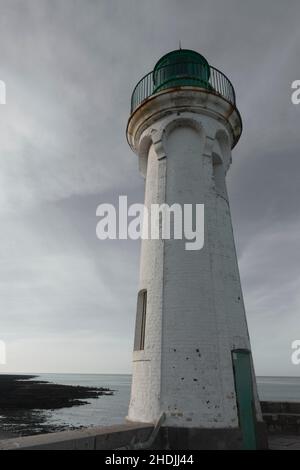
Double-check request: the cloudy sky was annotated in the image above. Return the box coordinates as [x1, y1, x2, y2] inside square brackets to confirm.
[0, 0, 299, 376]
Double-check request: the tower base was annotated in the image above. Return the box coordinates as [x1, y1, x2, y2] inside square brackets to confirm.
[152, 424, 268, 450]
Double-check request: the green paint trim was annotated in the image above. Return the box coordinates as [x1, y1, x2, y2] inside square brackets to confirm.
[232, 349, 258, 450]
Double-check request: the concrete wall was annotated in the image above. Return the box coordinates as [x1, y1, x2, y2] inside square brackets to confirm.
[0, 421, 269, 450]
[0, 423, 153, 451]
[261, 402, 300, 434]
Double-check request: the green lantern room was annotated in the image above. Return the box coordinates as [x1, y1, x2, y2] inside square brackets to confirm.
[152, 49, 212, 94]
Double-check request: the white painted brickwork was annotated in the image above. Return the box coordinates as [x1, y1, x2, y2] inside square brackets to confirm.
[127, 89, 262, 428]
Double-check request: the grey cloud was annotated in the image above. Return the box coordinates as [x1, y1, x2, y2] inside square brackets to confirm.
[0, 0, 299, 375]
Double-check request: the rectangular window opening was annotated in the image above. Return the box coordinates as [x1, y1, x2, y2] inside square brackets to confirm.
[134, 289, 147, 351]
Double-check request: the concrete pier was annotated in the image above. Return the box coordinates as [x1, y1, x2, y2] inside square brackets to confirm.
[0, 401, 299, 450]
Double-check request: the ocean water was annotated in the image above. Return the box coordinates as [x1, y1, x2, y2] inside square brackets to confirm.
[257, 376, 300, 402]
[27, 374, 300, 430]
[31, 373, 131, 429]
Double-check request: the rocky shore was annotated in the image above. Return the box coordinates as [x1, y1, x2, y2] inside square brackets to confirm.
[0, 374, 114, 438]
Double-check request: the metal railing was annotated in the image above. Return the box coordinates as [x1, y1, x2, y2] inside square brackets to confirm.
[130, 62, 236, 113]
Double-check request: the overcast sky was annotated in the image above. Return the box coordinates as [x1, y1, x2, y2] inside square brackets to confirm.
[0, 0, 299, 376]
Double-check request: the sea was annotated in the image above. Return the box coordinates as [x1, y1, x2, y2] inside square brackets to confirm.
[24, 374, 300, 430]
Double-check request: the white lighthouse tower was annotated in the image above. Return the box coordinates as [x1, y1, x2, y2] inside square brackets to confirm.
[126, 50, 267, 450]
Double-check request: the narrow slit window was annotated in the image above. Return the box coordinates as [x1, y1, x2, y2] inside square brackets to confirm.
[134, 289, 147, 351]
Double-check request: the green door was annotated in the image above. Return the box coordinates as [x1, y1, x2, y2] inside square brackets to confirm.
[232, 349, 257, 450]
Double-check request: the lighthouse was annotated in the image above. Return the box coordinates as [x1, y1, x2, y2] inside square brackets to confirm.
[126, 50, 267, 449]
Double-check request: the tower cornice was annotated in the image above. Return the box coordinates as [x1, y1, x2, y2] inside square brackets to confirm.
[126, 87, 242, 154]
